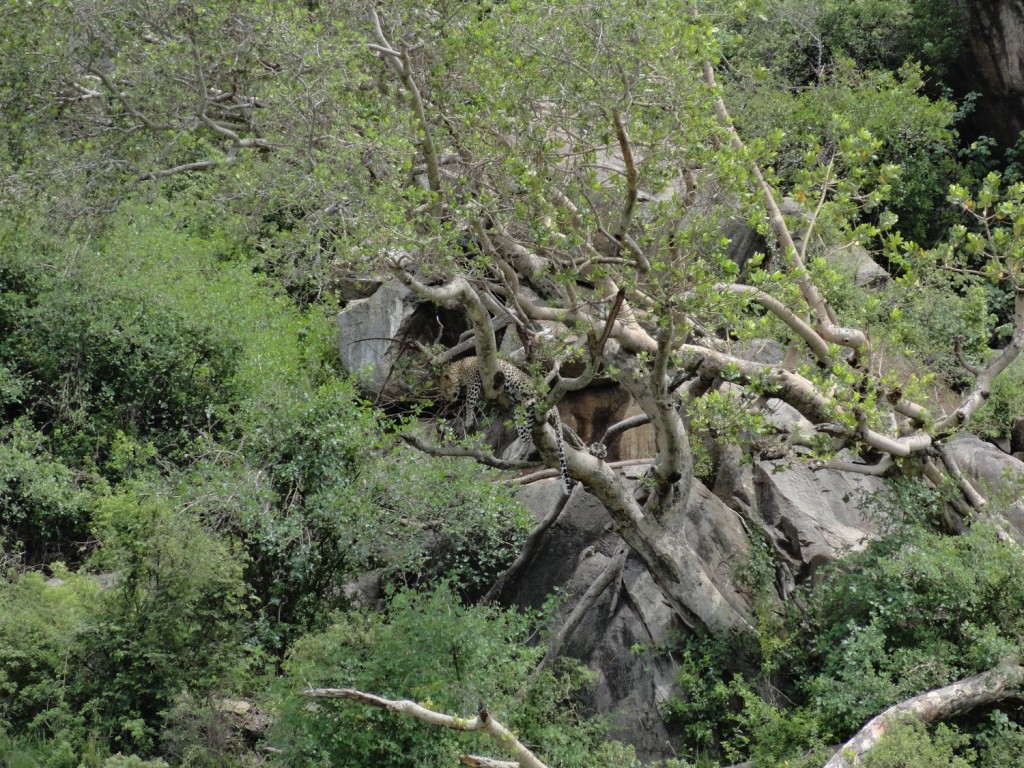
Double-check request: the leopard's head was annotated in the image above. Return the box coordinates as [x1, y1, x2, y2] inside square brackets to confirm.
[438, 367, 460, 402]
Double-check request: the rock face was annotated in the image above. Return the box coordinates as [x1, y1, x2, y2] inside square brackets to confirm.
[509, 470, 752, 759]
[506, 459, 891, 760]
[752, 460, 886, 594]
[945, 435, 1024, 537]
[335, 280, 465, 399]
[963, 0, 1024, 146]
[558, 385, 657, 461]
[827, 243, 890, 289]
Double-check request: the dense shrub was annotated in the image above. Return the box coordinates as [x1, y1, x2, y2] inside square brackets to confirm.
[273, 582, 636, 768]
[0, 422, 93, 564]
[0, 567, 99, 738]
[662, 481, 1024, 765]
[79, 490, 250, 753]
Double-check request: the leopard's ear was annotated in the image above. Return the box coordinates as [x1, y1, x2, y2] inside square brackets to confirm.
[492, 368, 506, 393]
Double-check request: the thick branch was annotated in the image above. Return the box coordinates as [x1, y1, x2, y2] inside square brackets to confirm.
[936, 443, 988, 513]
[304, 688, 549, 768]
[719, 284, 833, 363]
[822, 662, 1024, 768]
[546, 289, 624, 405]
[611, 108, 638, 240]
[461, 757, 518, 768]
[645, 319, 692, 496]
[391, 268, 503, 398]
[401, 434, 537, 471]
[698, 47, 867, 351]
[935, 288, 1024, 434]
[812, 455, 893, 476]
[600, 413, 651, 445]
[560, 439, 752, 634]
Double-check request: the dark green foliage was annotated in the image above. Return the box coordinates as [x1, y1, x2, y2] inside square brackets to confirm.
[816, 0, 968, 79]
[16, 281, 240, 467]
[976, 710, 1024, 768]
[0, 568, 99, 738]
[182, 425, 531, 652]
[80, 490, 250, 754]
[273, 582, 637, 768]
[861, 718, 972, 768]
[0, 213, 241, 470]
[274, 582, 540, 768]
[662, 481, 1024, 765]
[796, 514, 1024, 734]
[728, 0, 968, 85]
[730, 62, 962, 245]
[0, 423, 92, 564]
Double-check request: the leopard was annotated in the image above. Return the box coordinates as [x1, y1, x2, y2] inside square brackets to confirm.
[439, 356, 574, 495]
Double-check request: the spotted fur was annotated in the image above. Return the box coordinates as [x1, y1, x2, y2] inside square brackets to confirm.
[440, 357, 573, 495]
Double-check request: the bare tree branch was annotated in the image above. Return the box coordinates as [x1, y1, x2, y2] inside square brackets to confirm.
[391, 268, 504, 399]
[611, 108, 638, 240]
[461, 757, 518, 768]
[600, 413, 651, 445]
[304, 688, 550, 768]
[936, 289, 1024, 434]
[400, 434, 538, 471]
[696, 43, 868, 352]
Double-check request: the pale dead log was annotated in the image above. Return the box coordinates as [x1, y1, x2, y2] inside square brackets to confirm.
[822, 662, 1024, 768]
[461, 756, 518, 768]
[304, 688, 550, 768]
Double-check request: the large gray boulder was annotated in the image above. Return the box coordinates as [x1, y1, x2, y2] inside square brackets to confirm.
[944, 435, 1024, 536]
[962, 0, 1024, 147]
[753, 460, 887, 593]
[509, 471, 751, 760]
[335, 280, 465, 398]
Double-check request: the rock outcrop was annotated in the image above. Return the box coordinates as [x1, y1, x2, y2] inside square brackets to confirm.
[945, 435, 1024, 537]
[962, 0, 1024, 147]
[335, 280, 465, 399]
[509, 470, 752, 759]
[506, 457, 892, 760]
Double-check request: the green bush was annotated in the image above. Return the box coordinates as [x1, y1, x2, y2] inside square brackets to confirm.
[0, 567, 99, 738]
[0, 199, 336, 477]
[80, 490, 250, 753]
[795, 513, 1024, 734]
[730, 61, 961, 244]
[861, 717, 972, 768]
[662, 481, 1024, 765]
[179, 393, 531, 650]
[273, 583, 541, 768]
[273, 582, 632, 768]
[0, 422, 93, 564]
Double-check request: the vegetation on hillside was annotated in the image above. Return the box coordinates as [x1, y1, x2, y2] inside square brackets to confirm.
[3, 1, 1024, 767]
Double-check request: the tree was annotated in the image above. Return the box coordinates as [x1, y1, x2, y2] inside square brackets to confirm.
[5, 0, 1024, 763]
[10, 0, 1021, 635]
[336, 1, 1023, 638]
